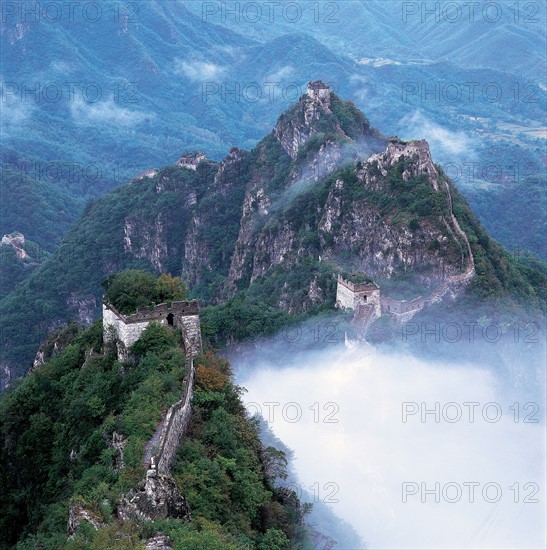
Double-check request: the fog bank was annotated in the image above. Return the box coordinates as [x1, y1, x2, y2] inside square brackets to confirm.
[234, 343, 546, 549]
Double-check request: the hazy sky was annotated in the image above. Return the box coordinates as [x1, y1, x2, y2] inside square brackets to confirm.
[235, 342, 546, 549]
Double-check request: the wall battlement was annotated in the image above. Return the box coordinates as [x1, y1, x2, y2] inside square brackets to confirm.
[176, 152, 206, 171]
[336, 275, 381, 319]
[103, 299, 202, 358]
[105, 300, 199, 324]
[337, 274, 379, 293]
[306, 80, 331, 102]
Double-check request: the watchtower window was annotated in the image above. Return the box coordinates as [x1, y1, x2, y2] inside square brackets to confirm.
[167, 313, 174, 326]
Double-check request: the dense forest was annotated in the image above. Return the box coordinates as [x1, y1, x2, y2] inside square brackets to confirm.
[0, 273, 310, 548]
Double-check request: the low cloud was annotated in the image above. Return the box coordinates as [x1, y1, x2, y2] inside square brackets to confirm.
[398, 110, 474, 159]
[0, 93, 33, 137]
[174, 58, 225, 81]
[265, 65, 295, 83]
[70, 97, 150, 127]
[0, 99, 32, 126]
[234, 341, 546, 549]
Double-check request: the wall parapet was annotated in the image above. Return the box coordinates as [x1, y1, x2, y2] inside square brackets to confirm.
[103, 300, 199, 324]
[153, 357, 195, 474]
[381, 294, 425, 315]
[337, 274, 379, 293]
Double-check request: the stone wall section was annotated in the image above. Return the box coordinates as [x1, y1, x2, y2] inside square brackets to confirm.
[154, 358, 195, 475]
[102, 298, 202, 475]
[102, 301, 201, 356]
[179, 315, 202, 358]
[336, 275, 381, 316]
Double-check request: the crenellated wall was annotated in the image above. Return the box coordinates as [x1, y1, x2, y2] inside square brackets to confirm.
[142, 332, 198, 474]
[179, 315, 202, 358]
[336, 275, 381, 316]
[381, 295, 425, 315]
[154, 358, 195, 474]
[103, 300, 201, 358]
[102, 298, 202, 477]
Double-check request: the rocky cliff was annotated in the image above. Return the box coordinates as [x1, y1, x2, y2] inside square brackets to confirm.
[0, 82, 543, 382]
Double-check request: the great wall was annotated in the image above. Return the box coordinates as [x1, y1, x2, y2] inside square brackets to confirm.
[103, 300, 202, 476]
[102, 169, 475, 504]
[336, 178, 476, 333]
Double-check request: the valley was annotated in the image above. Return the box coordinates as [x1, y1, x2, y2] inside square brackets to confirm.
[1, 2, 545, 548]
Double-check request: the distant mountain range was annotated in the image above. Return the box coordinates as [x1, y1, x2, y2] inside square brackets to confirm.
[1, 0, 545, 290]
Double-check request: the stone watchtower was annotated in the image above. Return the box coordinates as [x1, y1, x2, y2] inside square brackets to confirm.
[103, 300, 202, 359]
[335, 275, 381, 317]
[306, 80, 331, 102]
[176, 152, 206, 171]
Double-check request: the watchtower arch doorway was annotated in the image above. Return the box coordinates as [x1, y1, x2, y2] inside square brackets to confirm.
[166, 313, 175, 326]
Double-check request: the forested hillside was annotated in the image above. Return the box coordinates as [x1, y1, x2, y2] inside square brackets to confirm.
[0, 86, 544, 387]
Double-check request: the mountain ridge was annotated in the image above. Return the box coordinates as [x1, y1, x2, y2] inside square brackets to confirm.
[0, 82, 544, 388]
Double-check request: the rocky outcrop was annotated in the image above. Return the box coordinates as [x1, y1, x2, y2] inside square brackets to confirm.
[31, 323, 79, 372]
[366, 137, 440, 190]
[252, 222, 297, 281]
[67, 502, 105, 538]
[0, 363, 11, 391]
[274, 81, 334, 159]
[124, 214, 168, 272]
[66, 293, 97, 324]
[224, 126, 474, 311]
[1, 232, 29, 260]
[319, 178, 344, 234]
[291, 139, 344, 185]
[182, 147, 247, 290]
[146, 535, 174, 550]
[107, 431, 126, 471]
[118, 469, 190, 523]
[183, 214, 211, 286]
[214, 147, 247, 194]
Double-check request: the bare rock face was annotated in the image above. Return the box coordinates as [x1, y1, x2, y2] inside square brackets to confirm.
[105, 431, 126, 471]
[67, 503, 105, 539]
[66, 292, 97, 324]
[366, 137, 439, 189]
[31, 323, 80, 372]
[214, 147, 247, 194]
[292, 140, 343, 184]
[124, 214, 168, 272]
[1, 231, 29, 260]
[274, 81, 334, 159]
[0, 363, 11, 391]
[146, 535, 174, 550]
[182, 147, 247, 290]
[118, 470, 190, 523]
[224, 129, 472, 310]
